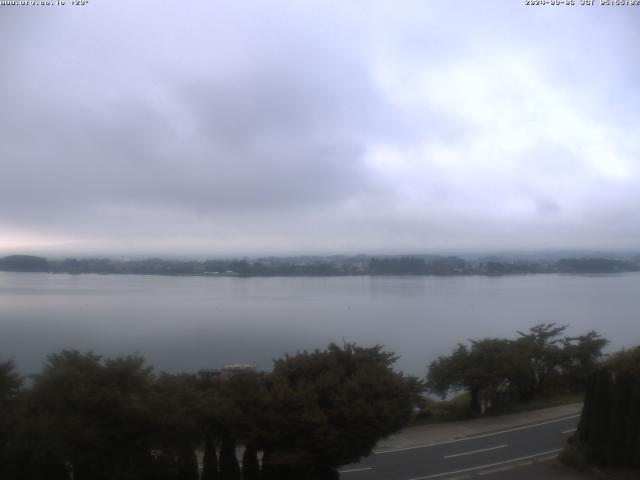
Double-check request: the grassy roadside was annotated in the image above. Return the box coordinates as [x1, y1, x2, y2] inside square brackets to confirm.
[409, 391, 584, 427]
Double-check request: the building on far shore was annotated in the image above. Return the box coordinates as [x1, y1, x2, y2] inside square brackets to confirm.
[198, 363, 263, 379]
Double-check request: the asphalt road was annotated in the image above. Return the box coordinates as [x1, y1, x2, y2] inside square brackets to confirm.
[339, 414, 580, 480]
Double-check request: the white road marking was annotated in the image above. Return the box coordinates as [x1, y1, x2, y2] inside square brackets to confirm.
[404, 448, 563, 479]
[535, 455, 559, 463]
[477, 465, 514, 475]
[443, 444, 508, 459]
[562, 428, 577, 434]
[339, 467, 373, 474]
[376, 415, 579, 455]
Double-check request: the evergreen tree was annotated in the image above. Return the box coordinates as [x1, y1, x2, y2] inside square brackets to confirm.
[0, 360, 26, 479]
[576, 347, 640, 468]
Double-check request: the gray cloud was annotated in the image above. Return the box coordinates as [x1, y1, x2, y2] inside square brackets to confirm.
[1, 1, 639, 255]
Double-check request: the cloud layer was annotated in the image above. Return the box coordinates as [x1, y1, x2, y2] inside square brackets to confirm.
[1, 1, 639, 256]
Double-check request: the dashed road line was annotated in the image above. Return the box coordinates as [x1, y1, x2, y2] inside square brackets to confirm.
[562, 428, 577, 434]
[404, 448, 563, 480]
[443, 444, 508, 459]
[535, 455, 559, 463]
[477, 465, 515, 475]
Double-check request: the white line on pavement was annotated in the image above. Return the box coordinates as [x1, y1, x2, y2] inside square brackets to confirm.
[477, 465, 515, 476]
[535, 455, 560, 463]
[405, 448, 562, 480]
[562, 428, 577, 434]
[339, 467, 373, 474]
[375, 415, 579, 454]
[443, 444, 508, 459]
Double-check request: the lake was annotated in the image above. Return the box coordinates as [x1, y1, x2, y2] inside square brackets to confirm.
[1, 271, 639, 376]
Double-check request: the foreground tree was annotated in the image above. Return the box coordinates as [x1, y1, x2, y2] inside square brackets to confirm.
[27, 351, 157, 480]
[427, 339, 514, 415]
[201, 370, 268, 480]
[201, 431, 219, 480]
[1, 343, 419, 479]
[427, 324, 609, 415]
[149, 373, 203, 480]
[0, 359, 21, 401]
[241, 445, 260, 480]
[260, 343, 413, 478]
[510, 323, 569, 401]
[568, 346, 640, 469]
[561, 331, 609, 390]
[219, 431, 241, 480]
[0, 360, 24, 478]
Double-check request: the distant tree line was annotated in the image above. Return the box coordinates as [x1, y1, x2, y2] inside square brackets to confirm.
[368, 256, 639, 276]
[426, 324, 608, 416]
[0, 343, 416, 480]
[1, 254, 639, 277]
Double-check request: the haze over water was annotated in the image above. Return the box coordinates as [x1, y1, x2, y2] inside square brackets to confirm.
[2, 271, 639, 377]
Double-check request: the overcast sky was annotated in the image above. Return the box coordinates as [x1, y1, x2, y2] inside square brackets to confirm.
[1, 1, 639, 257]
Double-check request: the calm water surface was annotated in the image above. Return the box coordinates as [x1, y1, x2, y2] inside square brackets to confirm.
[1, 272, 639, 376]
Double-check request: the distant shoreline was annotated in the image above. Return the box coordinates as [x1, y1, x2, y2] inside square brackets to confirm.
[2, 270, 639, 279]
[1, 253, 639, 278]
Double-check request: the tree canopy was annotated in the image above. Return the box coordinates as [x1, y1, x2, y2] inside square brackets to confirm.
[0, 343, 414, 480]
[426, 324, 608, 415]
[259, 343, 413, 477]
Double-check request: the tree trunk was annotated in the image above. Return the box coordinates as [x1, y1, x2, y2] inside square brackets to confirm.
[155, 451, 179, 480]
[242, 445, 260, 480]
[73, 462, 94, 480]
[37, 461, 70, 480]
[259, 452, 294, 480]
[177, 448, 199, 480]
[202, 432, 218, 480]
[260, 451, 275, 480]
[219, 431, 241, 480]
[469, 387, 481, 416]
